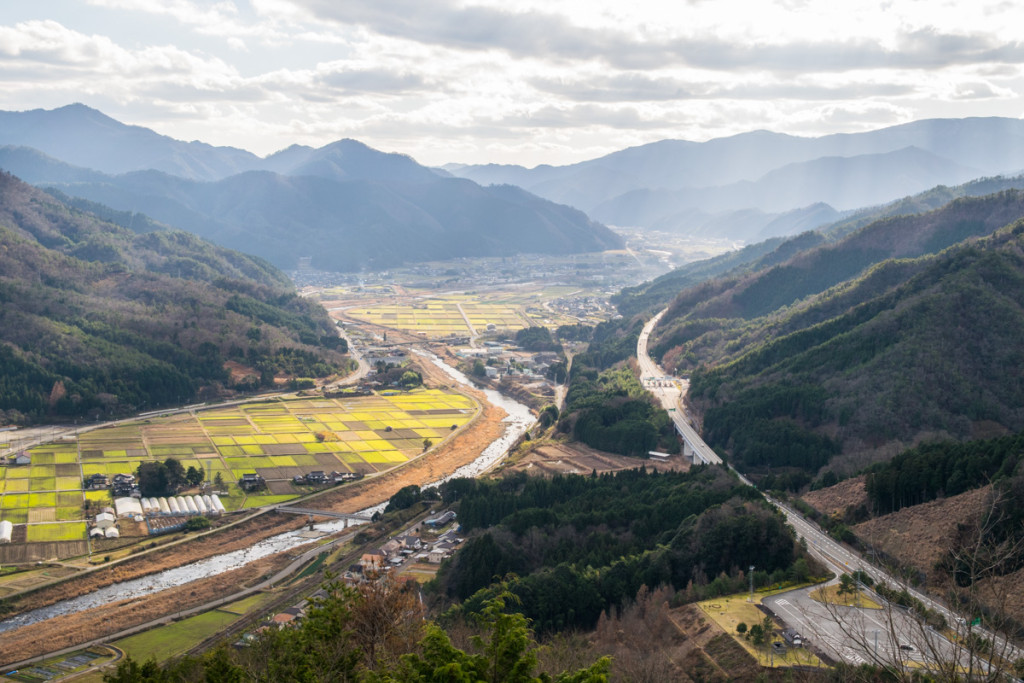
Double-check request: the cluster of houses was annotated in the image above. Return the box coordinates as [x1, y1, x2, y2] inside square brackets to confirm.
[293, 470, 364, 487]
[355, 511, 461, 577]
[85, 472, 140, 497]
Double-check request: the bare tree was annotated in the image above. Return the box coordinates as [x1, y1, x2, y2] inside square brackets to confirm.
[810, 483, 1024, 682]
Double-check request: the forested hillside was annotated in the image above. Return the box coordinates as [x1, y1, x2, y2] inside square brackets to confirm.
[431, 468, 817, 633]
[652, 197, 1024, 482]
[0, 171, 346, 424]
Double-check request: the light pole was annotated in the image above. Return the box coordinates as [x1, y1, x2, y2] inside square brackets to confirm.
[749, 565, 755, 602]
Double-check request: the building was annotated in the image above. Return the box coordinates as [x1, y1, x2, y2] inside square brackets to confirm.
[425, 510, 457, 527]
[86, 473, 110, 490]
[239, 473, 265, 492]
[0, 520, 12, 543]
[360, 550, 386, 572]
[12, 452, 30, 466]
[306, 471, 328, 485]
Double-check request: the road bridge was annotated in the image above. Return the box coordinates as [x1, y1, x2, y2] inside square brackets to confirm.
[276, 507, 373, 527]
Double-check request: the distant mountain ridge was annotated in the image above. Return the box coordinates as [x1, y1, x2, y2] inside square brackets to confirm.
[447, 117, 1024, 237]
[0, 105, 622, 271]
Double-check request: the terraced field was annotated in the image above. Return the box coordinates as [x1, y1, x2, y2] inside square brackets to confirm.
[0, 390, 477, 550]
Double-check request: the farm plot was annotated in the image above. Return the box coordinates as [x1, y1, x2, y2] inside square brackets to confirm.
[0, 389, 479, 543]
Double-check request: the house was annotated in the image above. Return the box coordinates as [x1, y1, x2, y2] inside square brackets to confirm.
[782, 628, 803, 647]
[306, 471, 328, 485]
[428, 548, 450, 564]
[333, 471, 363, 484]
[381, 539, 402, 555]
[12, 452, 30, 466]
[360, 550, 386, 571]
[425, 511, 457, 528]
[111, 473, 137, 497]
[239, 473, 265, 492]
[86, 473, 110, 490]
[94, 512, 116, 529]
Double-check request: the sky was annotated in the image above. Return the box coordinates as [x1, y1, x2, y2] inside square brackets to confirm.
[1, 0, 1023, 167]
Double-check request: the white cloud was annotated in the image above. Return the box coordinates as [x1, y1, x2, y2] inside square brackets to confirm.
[0, 1, 1022, 165]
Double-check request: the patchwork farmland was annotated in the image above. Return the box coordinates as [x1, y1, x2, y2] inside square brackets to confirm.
[339, 287, 588, 339]
[0, 390, 476, 554]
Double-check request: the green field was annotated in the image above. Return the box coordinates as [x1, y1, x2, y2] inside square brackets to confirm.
[0, 390, 477, 549]
[115, 609, 241, 662]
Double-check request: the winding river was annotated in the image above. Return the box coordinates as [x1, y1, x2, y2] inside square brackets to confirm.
[0, 351, 534, 635]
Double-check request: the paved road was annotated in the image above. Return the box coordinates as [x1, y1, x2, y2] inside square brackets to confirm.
[637, 312, 721, 465]
[637, 307, 1020, 672]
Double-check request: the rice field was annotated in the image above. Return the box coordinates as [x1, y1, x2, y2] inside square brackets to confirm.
[0, 390, 477, 548]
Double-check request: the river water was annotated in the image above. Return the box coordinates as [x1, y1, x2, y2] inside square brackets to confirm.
[0, 351, 534, 635]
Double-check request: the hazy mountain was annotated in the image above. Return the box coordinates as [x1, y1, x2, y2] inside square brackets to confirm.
[27, 165, 620, 272]
[0, 170, 346, 423]
[0, 104, 260, 180]
[0, 105, 622, 271]
[448, 118, 1024, 233]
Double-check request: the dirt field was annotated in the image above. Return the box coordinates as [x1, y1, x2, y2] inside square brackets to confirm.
[800, 475, 868, 516]
[0, 551, 294, 667]
[505, 441, 691, 477]
[852, 485, 992, 577]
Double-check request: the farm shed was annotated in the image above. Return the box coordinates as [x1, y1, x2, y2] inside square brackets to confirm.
[193, 495, 208, 514]
[211, 495, 226, 514]
[181, 496, 198, 514]
[0, 520, 12, 543]
[168, 497, 181, 514]
[104, 527, 120, 538]
[114, 497, 143, 518]
[95, 512, 116, 529]
[158, 497, 171, 515]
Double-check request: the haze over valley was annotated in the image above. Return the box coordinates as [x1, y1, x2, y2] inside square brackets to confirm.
[3, 1, 1024, 681]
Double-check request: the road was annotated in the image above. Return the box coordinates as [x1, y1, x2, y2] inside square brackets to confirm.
[637, 312, 721, 465]
[1, 528, 360, 674]
[637, 307, 1020, 672]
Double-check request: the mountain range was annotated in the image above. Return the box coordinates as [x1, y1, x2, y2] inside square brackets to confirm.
[447, 118, 1024, 238]
[0, 104, 622, 271]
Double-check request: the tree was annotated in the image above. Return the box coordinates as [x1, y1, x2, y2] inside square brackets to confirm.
[164, 458, 186, 490]
[736, 622, 747, 635]
[473, 359, 487, 378]
[213, 472, 226, 491]
[422, 438, 433, 452]
[185, 465, 203, 487]
[136, 461, 170, 497]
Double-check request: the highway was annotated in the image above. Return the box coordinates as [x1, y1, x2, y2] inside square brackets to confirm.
[637, 307, 1021, 673]
[637, 312, 721, 465]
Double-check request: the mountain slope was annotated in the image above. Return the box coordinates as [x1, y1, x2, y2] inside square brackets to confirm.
[650, 194, 1024, 479]
[34, 167, 621, 271]
[0, 171, 346, 423]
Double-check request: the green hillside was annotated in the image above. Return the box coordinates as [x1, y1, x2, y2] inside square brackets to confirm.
[649, 192, 1024, 482]
[0, 171, 346, 424]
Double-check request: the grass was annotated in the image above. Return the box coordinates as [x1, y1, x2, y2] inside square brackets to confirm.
[809, 584, 883, 609]
[219, 591, 276, 615]
[115, 609, 241, 662]
[26, 521, 86, 542]
[699, 592, 825, 669]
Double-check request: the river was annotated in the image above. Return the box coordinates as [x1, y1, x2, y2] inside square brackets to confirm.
[0, 351, 534, 635]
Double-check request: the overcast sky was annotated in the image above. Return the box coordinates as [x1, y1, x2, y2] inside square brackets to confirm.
[1, 0, 1023, 167]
